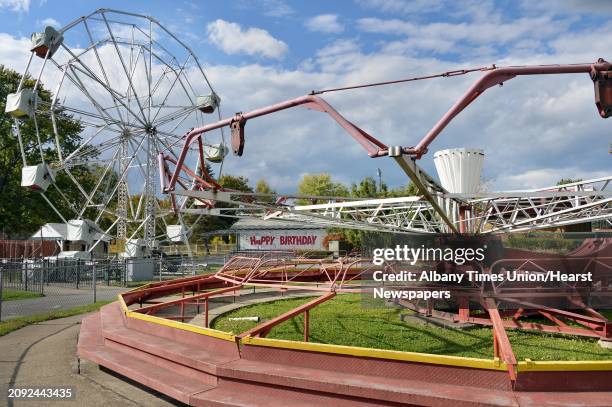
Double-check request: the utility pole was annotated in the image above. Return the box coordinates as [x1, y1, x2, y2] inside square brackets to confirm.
[377, 168, 382, 193]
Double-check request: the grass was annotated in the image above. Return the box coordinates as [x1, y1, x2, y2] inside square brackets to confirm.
[1, 288, 43, 301]
[0, 301, 112, 337]
[212, 294, 612, 361]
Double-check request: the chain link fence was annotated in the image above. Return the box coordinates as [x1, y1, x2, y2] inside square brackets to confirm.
[0, 255, 222, 322]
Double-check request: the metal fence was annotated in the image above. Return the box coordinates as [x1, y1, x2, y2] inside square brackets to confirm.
[0, 255, 221, 322]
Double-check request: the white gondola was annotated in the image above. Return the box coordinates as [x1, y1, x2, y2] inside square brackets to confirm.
[66, 219, 101, 244]
[21, 163, 53, 192]
[166, 225, 187, 243]
[124, 239, 146, 258]
[30, 26, 63, 58]
[5, 88, 35, 118]
[204, 143, 228, 163]
[197, 93, 220, 114]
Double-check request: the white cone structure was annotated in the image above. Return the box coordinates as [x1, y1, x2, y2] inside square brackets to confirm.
[433, 148, 484, 194]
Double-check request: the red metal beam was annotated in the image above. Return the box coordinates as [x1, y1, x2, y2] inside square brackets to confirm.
[165, 95, 387, 192]
[407, 60, 611, 157]
[239, 292, 336, 338]
[483, 298, 517, 380]
[134, 285, 240, 314]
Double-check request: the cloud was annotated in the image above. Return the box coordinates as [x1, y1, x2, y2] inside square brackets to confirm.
[357, 15, 567, 50]
[0, 5, 608, 195]
[356, 0, 443, 14]
[206, 19, 288, 59]
[520, 0, 612, 16]
[501, 168, 609, 190]
[261, 0, 294, 17]
[41, 17, 60, 28]
[305, 14, 344, 33]
[0, 0, 29, 12]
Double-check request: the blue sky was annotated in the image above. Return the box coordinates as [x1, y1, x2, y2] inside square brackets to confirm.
[0, 0, 610, 192]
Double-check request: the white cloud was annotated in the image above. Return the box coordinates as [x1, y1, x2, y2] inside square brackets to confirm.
[0, 6, 608, 194]
[41, 17, 60, 28]
[356, 0, 443, 14]
[0, 0, 29, 12]
[500, 168, 609, 190]
[357, 16, 565, 55]
[206, 19, 288, 59]
[261, 0, 294, 17]
[305, 14, 344, 34]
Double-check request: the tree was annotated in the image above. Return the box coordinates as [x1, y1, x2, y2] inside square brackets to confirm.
[255, 179, 275, 195]
[219, 174, 253, 192]
[0, 66, 99, 238]
[297, 173, 349, 200]
[557, 178, 583, 185]
[351, 176, 380, 198]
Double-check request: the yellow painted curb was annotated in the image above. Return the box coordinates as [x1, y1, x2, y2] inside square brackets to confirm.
[518, 359, 612, 372]
[117, 294, 128, 312]
[242, 336, 508, 371]
[118, 293, 235, 342]
[126, 311, 236, 341]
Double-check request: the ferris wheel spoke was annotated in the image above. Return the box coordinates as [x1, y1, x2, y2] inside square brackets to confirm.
[77, 147, 121, 218]
[55, 61, 127, 131]
[100, 12, 148, 124]
[150, 54, 192, 124]
[154, 105, 200, 128]
[145, 64, 172, 108]
[66, 62, 147, 128]
[55, 43, 150, 129]
[83, 19, 128, 125]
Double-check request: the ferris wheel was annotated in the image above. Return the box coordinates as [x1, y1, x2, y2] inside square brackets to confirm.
[5, 8, 226, 256]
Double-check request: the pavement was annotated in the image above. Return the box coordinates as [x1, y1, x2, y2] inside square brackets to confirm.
[0, 313, 178, 406]
[0, 286, 319, 406]
[1, 285, 128, 320]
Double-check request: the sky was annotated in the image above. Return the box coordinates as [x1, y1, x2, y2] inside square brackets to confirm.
[0, 0, 610, 193]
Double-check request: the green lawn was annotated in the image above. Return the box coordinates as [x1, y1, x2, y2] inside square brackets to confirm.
[212, 294, 612, 361]
[1, 288, 43, 301]
[0, 301, 112, 337]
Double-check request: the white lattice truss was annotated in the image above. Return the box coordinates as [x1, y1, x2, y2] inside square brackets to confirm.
[175, 176, 611, 234]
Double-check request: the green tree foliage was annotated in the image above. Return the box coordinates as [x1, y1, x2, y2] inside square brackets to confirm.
[297, 173, 349, 201]
[336, 177, 419, 249]
[350, 176, 380, 198]
[184, 174, 254, 243]
[0, 66, 103, 238]
[255, 178, 276, 203]
[219, 174, 253, 192]
[557, 178, 583, 185]
[255, 179, 275, 195]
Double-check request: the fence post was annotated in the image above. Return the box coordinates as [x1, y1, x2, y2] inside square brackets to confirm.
[93, 261, 97, 303]
[24, 260, 28, 292]
[0, 267, 4, 322]
[41, 258, 45, 296]
[76, 259, 80, 289]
